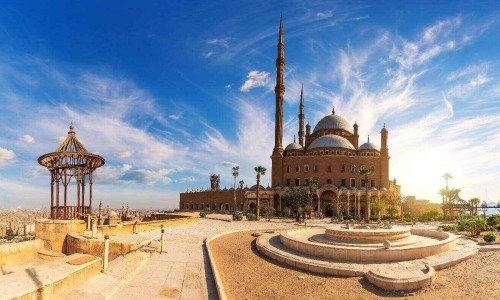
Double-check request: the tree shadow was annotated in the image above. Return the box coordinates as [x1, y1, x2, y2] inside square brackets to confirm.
[26, 267, 44, 288]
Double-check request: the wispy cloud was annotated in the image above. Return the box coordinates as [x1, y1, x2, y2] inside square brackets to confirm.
[21, 134, 35, 144]
[207, 38, 230, 48]
[0, 147, 15, 167]
[240, 70, 270, 92]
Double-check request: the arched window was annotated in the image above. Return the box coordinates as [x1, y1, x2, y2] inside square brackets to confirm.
[304, 165, 309, 172]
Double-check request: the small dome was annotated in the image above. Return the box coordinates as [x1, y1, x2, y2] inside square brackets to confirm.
[359, 142, 379, 151]
[109, 210, 118, 218]
[313, 113, 353, 134]
[285, 143, 304, 151]
[308, 135, 354, 150]
[250, 184, 265, 190]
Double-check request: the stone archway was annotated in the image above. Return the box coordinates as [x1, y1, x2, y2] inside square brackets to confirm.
[273, 194, 280, 211]
[320, 190, 337, 216]
[249, 202, 256, 213]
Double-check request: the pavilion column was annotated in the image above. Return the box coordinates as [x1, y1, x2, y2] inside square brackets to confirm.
[50, 172, 54, 219]
[347, 191, 350, 216]
[56, 171, 60, 219]
[64, 170, 68, 219]
[81, 175, 85, 218]
[89, 172, 93, 216]
[77, 175, 81, 216]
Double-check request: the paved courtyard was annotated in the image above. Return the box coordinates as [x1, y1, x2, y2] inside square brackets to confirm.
[110, 217, 296, 300]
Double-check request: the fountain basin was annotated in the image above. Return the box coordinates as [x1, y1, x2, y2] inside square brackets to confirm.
[325, 226, 410, 242]
[280, 227, 457, 263]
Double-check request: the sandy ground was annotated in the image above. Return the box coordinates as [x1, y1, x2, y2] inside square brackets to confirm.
[211, 231, 500, 300]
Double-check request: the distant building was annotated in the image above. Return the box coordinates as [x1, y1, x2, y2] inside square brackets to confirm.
[0, 223, 6, 237]
[405, 196, 441, 215]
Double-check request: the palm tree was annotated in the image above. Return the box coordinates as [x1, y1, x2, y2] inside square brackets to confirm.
[469, 197, 480, 215]
[254, 166, 267, 220]
[359, 166, 374, 220]
[232, 166, 239, 211]
[239, 180, 245, 211]
[305, 178, 317, 217]
[443, 173, 452, 190]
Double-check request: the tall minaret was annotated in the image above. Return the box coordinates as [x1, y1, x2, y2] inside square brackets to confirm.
[380, 123, 390, 189]
[273, 15, 285, 156]
[271, 15, 285, 187]
[298, 84, 305, 146]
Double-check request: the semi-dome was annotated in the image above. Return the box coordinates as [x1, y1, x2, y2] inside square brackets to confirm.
[313, 111, 353, 134]
[359, 142, 379, 151]
[308, 134, 354, 150]
[285, 142, 304, 151]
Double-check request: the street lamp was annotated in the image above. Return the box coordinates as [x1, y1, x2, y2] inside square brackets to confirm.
[480, 201, 488, 219]
[232, 166, 239, 212]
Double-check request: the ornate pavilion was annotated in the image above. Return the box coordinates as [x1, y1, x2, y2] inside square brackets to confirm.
[38, 123, 105, 220]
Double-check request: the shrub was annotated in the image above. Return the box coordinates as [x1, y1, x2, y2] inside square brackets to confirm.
[483, 232, 496, 243]
[486, 215, 500, 227]
[232, 211, 243, 221]
[467, 216, 487, 236]
[497, 225, 500, 232]
[456, 214, 470, 231]
[246, 213, 257, 221]
[439, 224, 457, 232]
[199, 210, 207, 218]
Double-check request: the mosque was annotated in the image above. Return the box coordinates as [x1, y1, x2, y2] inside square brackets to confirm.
[180, 17, 400, 218]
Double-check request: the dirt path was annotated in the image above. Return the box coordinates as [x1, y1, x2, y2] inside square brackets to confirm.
[211, 231, 500, 300]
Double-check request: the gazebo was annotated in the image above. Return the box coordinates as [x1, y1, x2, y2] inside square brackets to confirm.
[38, 123, 105, 220]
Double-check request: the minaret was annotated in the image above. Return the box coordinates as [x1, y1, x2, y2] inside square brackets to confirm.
[273, 14, 285, 157]
[353, 121, 359, 149]
[271, 15, 285, 187]
[298, 84, 305, 146]
[381, 124, 389, 157]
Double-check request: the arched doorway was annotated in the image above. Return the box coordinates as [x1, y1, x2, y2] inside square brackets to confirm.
[320, 190, 337, 216]
[273, 194, 280, 211]
[249, 202, 256, 213]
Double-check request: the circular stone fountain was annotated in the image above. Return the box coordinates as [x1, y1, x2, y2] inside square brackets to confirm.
[256, 224, 479, 291]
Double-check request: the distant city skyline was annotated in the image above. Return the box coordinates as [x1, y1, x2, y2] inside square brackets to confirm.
[0, 1, 499, 208]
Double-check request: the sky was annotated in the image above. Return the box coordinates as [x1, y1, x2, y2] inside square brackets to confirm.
[0, 1, 499, 209]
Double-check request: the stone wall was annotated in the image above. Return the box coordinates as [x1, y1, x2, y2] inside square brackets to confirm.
[0, 239, 44, 267]
[180, 190, 241, 210]
[65, 234, 133, 262]
[35, 219, 86, 253]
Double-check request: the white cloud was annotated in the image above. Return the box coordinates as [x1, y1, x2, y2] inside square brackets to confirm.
[179, 176, 196, 183]
[22, 134, 35, 144]
[239, 70, 270, 92]
[203, 51, 215, 58]
[118, 151, 133, 158]
[316, 11, 333, 19]
[121, 164, 132, 171]
[169, 114, 180, 120]
[207, 38, 229, 48]
[120, 168, 175, 185]
[0, 147, 15, 167]
[225, 84, 231, 89]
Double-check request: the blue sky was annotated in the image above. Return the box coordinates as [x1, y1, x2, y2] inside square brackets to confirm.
[0, 1, 499, 209]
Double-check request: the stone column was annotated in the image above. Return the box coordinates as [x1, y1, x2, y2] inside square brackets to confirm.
[103, 234, 110, 271]
[160, 225, 165, 254]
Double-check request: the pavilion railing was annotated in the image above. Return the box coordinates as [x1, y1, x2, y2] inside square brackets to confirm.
[51, 206, 91, 220]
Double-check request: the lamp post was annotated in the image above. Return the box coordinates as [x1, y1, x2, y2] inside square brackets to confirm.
[480, 201, 488, 219]
[232, 166, 239, 212]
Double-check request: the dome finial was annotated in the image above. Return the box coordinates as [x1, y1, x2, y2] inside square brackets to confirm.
[69, 121, 75, 133]
[294, 134, 296, 143]
[368, 134, 370, 143]
[332, 105, 335, 115]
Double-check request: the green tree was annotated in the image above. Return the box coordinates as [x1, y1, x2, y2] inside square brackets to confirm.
[386, 207, 398, 218]
[359, 166, 374, 220]
[254, 166, 267, 220]
[468, 197, 480, 215]
[305, 177, 318, 211]
[281, 188, 308, 218]
[371, 197, 385, 218]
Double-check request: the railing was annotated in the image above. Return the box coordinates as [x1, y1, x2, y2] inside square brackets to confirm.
[51, 206, 90, 220]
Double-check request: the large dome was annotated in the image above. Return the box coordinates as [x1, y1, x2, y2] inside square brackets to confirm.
[313, 113, 353, 134]
[308, 134, 354, 150]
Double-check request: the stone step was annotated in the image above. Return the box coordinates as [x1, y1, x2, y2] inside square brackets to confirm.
[59, 250, 152, 300]
[0, 253, 101, 300]
[38, 248, 66, 260]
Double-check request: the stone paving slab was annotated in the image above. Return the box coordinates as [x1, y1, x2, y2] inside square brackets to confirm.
[108, 219, 296, 300]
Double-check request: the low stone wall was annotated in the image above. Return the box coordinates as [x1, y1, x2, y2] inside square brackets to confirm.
[0, 239, 44, 267]
[35, 219, 87, 252]
[98, 216, 197, 235]
[65, 234, 135, 262]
